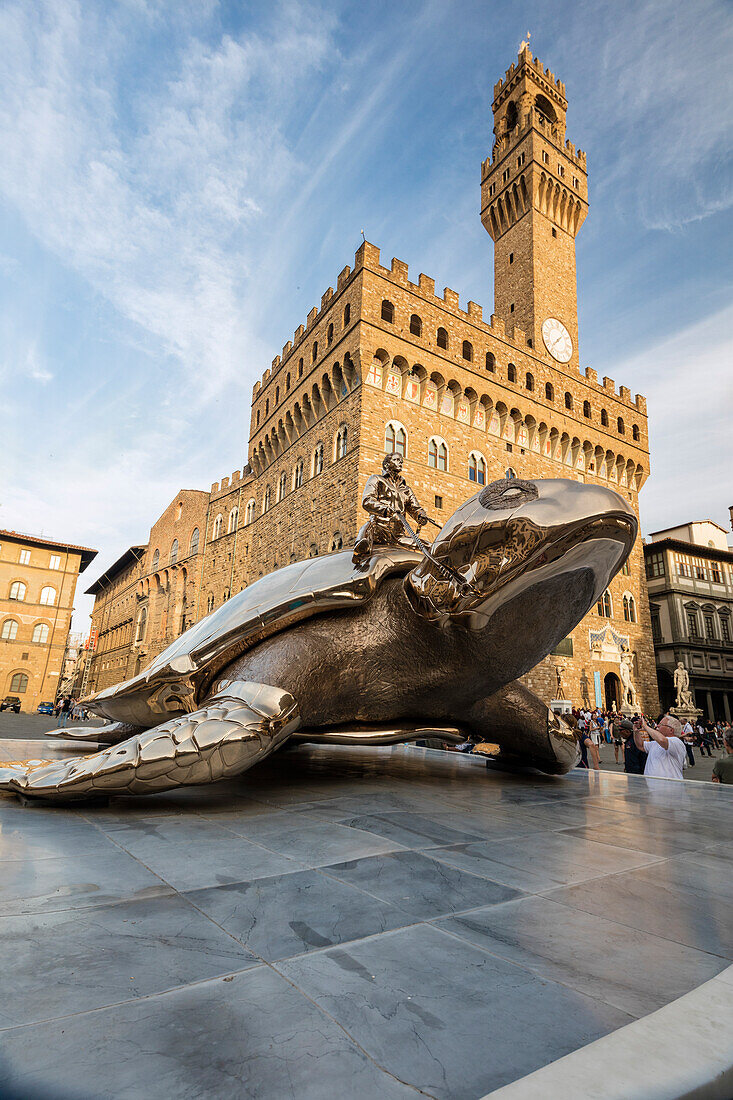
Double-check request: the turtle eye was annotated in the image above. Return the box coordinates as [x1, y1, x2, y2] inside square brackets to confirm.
[479, 478, 539, 511]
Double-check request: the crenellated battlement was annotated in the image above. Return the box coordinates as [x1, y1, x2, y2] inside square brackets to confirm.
[210, 467, 254, 498]
[493, 46, 567, 107]
[252, 267, 355, 396]
[356, 242, 644, 413]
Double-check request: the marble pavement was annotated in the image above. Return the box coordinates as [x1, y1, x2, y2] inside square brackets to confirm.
[0, 739, 731, 1099]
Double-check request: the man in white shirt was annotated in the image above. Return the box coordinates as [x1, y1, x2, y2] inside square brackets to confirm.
[634, 714, 687, 780]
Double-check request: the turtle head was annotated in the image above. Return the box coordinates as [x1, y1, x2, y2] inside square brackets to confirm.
[405, 477, 636, 643]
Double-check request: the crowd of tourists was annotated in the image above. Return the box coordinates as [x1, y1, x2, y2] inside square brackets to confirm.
[53, 695, 89, 725]
[567, 706, 733, 784]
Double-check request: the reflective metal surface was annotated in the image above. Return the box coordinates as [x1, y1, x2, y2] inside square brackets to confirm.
[0, 475, 636, 801]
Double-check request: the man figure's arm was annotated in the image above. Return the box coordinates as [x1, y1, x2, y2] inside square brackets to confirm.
[404, 486, 428, 526]
[633, 722, 649, 753]
[361, 476, 392, 518]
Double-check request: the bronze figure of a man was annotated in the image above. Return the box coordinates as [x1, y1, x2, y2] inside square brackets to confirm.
[353, 452, 428, 563]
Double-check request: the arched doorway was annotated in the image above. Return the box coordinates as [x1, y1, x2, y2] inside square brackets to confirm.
[604, 672, 621, 712]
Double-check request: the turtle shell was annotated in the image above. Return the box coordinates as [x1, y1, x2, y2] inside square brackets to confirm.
[86, 547, 420, 728]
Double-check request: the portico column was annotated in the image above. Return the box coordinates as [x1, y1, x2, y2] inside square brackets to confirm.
[706, 691, 714, 720]
[723, 693, 731, 722]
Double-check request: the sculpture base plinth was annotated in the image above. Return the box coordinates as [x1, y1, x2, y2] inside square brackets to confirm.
[670, 705, 703, 724]
[620, 704, 639, 717]
[550, 699, 571, 715]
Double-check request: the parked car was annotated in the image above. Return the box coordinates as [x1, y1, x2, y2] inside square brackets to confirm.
[0, 696, 21, 713]
[37, 701, 55, 716]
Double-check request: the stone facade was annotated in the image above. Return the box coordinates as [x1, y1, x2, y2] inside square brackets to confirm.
[86, 46, 659, 716]
[645, 520, 733, 721]
[0, 530, 96, 711]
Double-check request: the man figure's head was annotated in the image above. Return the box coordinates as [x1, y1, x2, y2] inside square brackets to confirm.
[724, 730, 733, 755]
[619, 718, 634, 740]
[383, 453, 403, 478]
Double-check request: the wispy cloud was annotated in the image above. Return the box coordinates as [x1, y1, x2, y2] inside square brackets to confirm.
[0, 0, 334, 396]
[590, 0, 733, 230]
[613, 302, 733, 532]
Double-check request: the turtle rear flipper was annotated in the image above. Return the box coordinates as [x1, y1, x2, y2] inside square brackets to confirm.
[0, 681, 299, 802]
[45, 721, 140, 745]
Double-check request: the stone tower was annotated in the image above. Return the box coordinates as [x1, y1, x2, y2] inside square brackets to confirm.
[481, 44, 588, 369]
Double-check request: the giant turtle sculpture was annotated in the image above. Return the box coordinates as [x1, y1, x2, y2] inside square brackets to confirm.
[0, 477, 636, 801]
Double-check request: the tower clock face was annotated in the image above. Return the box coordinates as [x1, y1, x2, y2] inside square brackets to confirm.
[542, 318, 573, 363]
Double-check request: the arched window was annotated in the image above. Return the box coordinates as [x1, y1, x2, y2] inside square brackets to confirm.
[293, 461, 304, 489]
[263, 486, 272, 511]
[311, 342, 318, 364]
[10, 672, 28, 694]
[564, 391, 573, 410]
[410, 314, 422, 336]
[213, 514, 223, 539]
[381, 300, 394, 323]
[309, 544, 319, 558]
[330, 534, 343, 551]
[313, 443, 324, 476]
[135, 606, 147, 643]
[170, 539, 179, 564]
[545, 382, 554, 401]
[151, 549, 160, 570]
[507, 363, 517, 382]
[298, 357, 304, 378]
[245, 499, 256, 525]
[428, 437, 448, 472]
[468, 452, 487, 485]
[223, 587, 231, 603]
[485, 352, 496, 372]
[632, 424, 640, 441]
[526, 372, 534, 391]
[601, 409, 608, 427]
[505, 468, 517, 479]
[335, 425, 348, 460]
[40, 586, 56, 606]
[437, 327, 448, 350]
[206, 594, 215, 614]
[1, 619, 18, 640]
[32, 623, 49, 644]
[277, 472, 287, 501]
[597, 590, 612, 617]
[583, 400, 591, 418]
[617, 417, 625, 434]
[343, 303, 351, 326]
[275, 386, 280, 405]
[265, 398, 269, 416]
[189, 527, 200, 556]
[623, 594, 637, 623]
[327, 323, 334, 345]
[8, 581, 26, 601]
[385, 422, 407, 458]
[256, 409, 260, 427]
[286, 372, 291, 391]
[228, 509, 238, 533]
[462, 340, 473, 362]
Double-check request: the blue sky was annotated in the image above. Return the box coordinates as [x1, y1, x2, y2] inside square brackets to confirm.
[1, 0, 731, 633]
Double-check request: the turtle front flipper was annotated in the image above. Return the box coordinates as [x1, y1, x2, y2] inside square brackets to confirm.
[45, 721, 141, 745]
[467, 680, 579, 775]
[0, 681, 299, 802]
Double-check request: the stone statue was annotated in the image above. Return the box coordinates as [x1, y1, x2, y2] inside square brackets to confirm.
[353, 452, 428, 564]
[579, 667, 591, 708]
[554, 664, 566, 700]
[0, 474, 638, 801]
[619, 646, 637, 709]
[674, 660, 694, 709]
